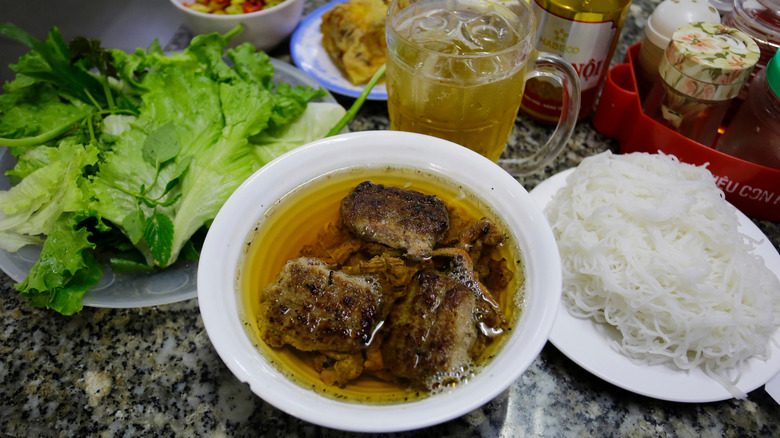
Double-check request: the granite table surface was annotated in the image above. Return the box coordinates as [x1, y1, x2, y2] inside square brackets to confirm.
[1, 0, 779, 436]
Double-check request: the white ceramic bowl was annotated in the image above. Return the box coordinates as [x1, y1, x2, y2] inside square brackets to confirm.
[169, 0, 304, 51]
[197, 131, 562, 432]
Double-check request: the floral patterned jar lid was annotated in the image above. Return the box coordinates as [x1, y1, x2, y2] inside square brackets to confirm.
[659, 21, 760, 101]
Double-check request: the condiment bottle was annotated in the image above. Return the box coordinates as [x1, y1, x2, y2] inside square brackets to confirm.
[636, 0, 721, 98]
[519, 0, 632, 123]
[721, 0, 780, 119]
[722, 0, 780, 76]
[642, 22, 760, 147]
[715, 51, 780, 170]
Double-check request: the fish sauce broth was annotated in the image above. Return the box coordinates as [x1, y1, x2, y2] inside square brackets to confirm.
[240, 167, 525, 404]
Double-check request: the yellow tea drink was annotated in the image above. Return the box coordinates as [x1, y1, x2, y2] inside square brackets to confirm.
[386, 0, 528, 161]
[385, 0, 581, 175]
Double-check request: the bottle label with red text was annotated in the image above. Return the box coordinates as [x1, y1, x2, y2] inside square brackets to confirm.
[521, 1, 619, 121]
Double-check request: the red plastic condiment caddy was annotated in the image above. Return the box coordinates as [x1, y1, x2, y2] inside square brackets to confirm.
[593, 43, 780, 222]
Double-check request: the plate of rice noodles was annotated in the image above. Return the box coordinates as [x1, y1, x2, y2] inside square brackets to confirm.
[530, 151, 780, 403]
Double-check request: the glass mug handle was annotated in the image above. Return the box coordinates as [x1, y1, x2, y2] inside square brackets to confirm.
[498, 51, 581, 177]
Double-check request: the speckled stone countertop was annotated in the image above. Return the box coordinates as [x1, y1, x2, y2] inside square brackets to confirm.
[2, 0, 779, 436]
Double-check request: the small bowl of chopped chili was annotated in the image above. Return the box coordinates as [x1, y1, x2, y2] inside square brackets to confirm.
[170, 0, 304, 51]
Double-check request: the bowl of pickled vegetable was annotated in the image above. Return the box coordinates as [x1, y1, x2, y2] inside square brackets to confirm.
[170, 0, 304, 51]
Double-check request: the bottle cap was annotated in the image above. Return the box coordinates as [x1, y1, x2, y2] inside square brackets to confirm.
[659, 22, 761, 101]
[767, 52, 780, 97]
[645, 0, 721, 51]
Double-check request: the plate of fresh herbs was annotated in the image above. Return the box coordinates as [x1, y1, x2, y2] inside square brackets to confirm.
[0, 23, 347, 314]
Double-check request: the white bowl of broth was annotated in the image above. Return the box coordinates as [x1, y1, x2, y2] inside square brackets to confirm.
[197, 131, 561, 432]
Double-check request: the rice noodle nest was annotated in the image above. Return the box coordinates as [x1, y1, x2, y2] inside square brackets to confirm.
[544, 151, 780, 398]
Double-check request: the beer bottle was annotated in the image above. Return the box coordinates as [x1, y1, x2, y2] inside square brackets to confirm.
[520, 0, 632, 122]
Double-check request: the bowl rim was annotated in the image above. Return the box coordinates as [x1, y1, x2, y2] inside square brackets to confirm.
[169, 0, 302, 19]
[197, 130, 562, 433]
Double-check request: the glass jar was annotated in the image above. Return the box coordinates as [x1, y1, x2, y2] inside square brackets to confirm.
[707, 0, 734, 15]
[715, 51, 780, 170]
[722, 0, 780, 76]
[721, 0, 780, 121]
[642, 22, 760, 146]
[636, 0, 721, 98]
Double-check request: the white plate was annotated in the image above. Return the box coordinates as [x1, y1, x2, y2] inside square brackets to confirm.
[290, 0, 388, 100]
[0, 58, 336, 309]
[767, 372, 780, 405]
[529, 168, 780, 403]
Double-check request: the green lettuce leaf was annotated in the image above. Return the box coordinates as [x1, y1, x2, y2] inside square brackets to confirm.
[0, 142, 99, 251]
[0, 81, 93, 148]
[87, 32, 332, 267]
[250, 102, 347, 163]
[88, 37, 227, 267]
[16, 212, 101, 315]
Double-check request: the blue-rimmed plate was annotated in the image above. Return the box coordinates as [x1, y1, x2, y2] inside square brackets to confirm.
[290, 0, 388, 100]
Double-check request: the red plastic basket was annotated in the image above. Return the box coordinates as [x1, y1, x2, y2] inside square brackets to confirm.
[593, 43, 780, 222]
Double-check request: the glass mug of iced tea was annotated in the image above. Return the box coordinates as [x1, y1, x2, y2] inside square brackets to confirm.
[385, 0, 580, 176]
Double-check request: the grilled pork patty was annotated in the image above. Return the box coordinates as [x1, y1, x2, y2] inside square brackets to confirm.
[340, 181, 450, 260]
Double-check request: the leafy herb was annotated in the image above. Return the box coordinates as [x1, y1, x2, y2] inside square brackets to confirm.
[0, 24, 118, 111]
[143, 122, 180, 166]
[143, 214, 174, 267]
[327, 64, 385, 137]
